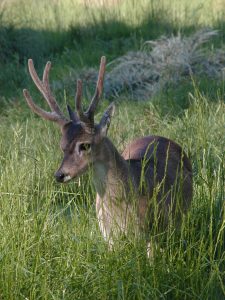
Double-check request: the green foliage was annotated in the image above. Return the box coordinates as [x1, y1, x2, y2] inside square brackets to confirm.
[0, 92, 224, 299]
[0, 0, 224, 97]
[0, 0, 224, 299]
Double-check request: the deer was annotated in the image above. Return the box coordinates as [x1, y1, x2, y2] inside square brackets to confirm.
[23, 56, 193, 251]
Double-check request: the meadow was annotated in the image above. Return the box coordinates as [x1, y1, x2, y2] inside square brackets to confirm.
[0, 0, 224, 299]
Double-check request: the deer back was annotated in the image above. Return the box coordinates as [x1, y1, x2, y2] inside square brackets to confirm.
[122, 135, 192, 211]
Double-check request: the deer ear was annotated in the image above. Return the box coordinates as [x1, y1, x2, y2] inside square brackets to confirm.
[99, 103, 115, 136]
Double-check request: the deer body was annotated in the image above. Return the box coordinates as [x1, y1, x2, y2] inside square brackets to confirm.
[23, 56, 192, 247]
[93, 135, 192, 244]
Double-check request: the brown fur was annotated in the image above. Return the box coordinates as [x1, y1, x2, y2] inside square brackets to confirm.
[93, 135, 192, 242]
[24, 56, 193, 247]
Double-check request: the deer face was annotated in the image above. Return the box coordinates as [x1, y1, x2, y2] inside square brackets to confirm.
[55, 103, 114, 183]
[23, 56, 114, 183]
[54, 122, 94, 182]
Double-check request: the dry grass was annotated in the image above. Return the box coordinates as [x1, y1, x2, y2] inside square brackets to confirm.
[57, 29, 225, 101]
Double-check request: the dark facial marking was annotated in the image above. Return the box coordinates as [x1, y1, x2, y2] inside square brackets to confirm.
[60, 122, 94, 153]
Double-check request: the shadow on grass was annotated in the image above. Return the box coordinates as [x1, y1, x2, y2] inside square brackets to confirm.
[0, 13, 224, 104]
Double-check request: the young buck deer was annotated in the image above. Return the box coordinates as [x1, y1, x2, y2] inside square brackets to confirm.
[23, 56, 192, 248]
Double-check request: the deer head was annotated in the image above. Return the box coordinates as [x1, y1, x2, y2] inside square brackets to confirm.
[23, 56, 115, 183]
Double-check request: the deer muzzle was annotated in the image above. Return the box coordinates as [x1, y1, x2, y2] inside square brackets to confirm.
[54, 170, 71, 183]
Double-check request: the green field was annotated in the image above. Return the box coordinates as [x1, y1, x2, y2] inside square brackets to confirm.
[0, 0, 224, 299]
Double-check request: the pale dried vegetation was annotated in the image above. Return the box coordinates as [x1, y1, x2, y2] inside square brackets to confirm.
[57, 29, 225, 101]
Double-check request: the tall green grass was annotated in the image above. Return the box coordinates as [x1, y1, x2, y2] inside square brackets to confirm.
[0, 0, 224, 97]
[2, 0, 224, 30]
[0, 0, 224, 298]
[0, 91, 224, 299]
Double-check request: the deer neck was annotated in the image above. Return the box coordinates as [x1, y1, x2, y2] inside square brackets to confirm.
[92, 137, 134, 199]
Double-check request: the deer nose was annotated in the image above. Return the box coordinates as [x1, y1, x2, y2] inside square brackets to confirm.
[55, 171, 65, 183]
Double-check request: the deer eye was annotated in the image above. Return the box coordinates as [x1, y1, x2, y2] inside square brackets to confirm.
[79, 143, 91, 152]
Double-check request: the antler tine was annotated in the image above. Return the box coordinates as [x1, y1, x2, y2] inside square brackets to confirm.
[28, 59, 65, 118]
[86, 56, 106, 122]
[42, 61, 65, 117]
[67, 104, 79, 122]
[75, 79, 90, 124]
[23, 89, 66, 126]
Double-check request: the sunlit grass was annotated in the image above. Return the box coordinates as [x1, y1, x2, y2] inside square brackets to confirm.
[2, 0, 224, 29]
[0, 0, 224, 298]
[0, 91, 224, 299]
[0, 0, 224, 97]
